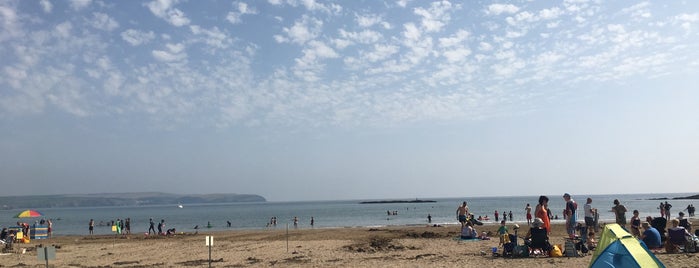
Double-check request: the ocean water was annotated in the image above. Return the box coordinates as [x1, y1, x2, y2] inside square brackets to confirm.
[1, 193, 696, 236]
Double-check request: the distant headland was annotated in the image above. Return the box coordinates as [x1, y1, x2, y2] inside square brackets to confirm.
[648, 194, 699, 200]
[360, 199, 436, 204]
[0, 192, 266, 209]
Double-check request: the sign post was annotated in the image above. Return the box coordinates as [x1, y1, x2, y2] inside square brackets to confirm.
[36, 246, 55, 268]
[205, 236, 214, 268]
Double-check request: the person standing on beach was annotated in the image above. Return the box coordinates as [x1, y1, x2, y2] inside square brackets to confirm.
[612, 199, 627, 228]
[148, 218, 156, 235]
[584, 198, 594, 231]
[630, 210, 641, 237]
[563, 193, 577, 239]
[125, 218, 131, 235]
[525, 204, 532, 226]
[293, 217, 298, 228]
[664, 201, 672, 221]
[456, 202, 469, 227]
[494, 210, 499, 222]
[310, 217, 315, 227]
[89, 219, 94, 235]
[535, 195, 551, 234]
[158, 219, 165, 235]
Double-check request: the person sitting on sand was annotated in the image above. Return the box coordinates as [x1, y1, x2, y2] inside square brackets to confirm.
[166, 228, 177, 236]
[641, 222, 661, 249]
[460, 222, 476, 239]
[479, 231, 490, 240]
[525, 218, 551, 251]
[587, 231, 597, 251]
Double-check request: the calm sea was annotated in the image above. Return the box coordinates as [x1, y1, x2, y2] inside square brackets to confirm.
[1, 193, 696, 236]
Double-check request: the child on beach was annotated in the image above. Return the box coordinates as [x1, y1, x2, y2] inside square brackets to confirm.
[630, 210, 641, 237]
[497, 220, 509, 245]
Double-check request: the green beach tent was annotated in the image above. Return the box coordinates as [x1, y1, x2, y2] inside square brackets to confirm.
[589, 223, 665, 268]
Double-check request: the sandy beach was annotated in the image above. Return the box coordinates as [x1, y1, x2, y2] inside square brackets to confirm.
[1, 222, 696, 267]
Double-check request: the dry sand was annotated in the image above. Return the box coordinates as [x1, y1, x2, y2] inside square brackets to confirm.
[1, 222, 697, 267]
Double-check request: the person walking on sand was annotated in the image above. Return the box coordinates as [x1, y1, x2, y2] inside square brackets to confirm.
[525, 204, 532, 225]
[612, 199, 627, 228]
[456, 202, 469, 227]
[535, 195, 551, 234]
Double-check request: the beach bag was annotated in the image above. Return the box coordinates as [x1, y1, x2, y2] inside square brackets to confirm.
[550, 244, 563, 257]
[514, 245, 529, 257]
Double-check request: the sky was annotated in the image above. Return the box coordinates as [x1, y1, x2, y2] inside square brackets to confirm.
[1, 0, 698, 202]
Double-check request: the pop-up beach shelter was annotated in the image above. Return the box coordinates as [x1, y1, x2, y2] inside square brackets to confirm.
[589, 223, 665, 268]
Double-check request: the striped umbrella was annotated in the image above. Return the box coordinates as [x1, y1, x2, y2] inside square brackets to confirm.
[14, 209, 43, 218]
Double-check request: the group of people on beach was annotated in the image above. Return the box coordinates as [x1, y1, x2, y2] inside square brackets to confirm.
[458, 194, 696, 255]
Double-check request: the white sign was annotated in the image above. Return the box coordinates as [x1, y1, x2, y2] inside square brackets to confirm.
[205, 236, 214, 246]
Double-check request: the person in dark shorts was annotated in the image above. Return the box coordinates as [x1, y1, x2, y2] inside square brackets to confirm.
[456, 201, 469, 227]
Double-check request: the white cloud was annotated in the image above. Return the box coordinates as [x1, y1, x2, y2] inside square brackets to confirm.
[478, 42, 493, 51]
[121, 29, 155, 46]
[362, 44, 399, 62]
[146, 0, 190, 27]
[414, 0, 453, 33]
[299, 0, 342, 15]
[276, 15, 323, 45]
[90, 12, 119, 31]
[675, 13, 699, 31]
[620, 1, 651, 20]
[486, 3, 519, 15]
[539, 7, 563, 20]
[40, 0, 53, 13]
[54, 22, 72, 38]
[442, 48, 471, 62]
[227, 2, 258, 24]
[396, 0, 410, 8]
[189, 25, 231, 49]
[356, 13, 390, 29]
[438, 29, 469, 48]
[152, 43, 187, 62]
[338, 29, 382, 44]
[0, 5, 21, 42]
[70, 0, 91, 11]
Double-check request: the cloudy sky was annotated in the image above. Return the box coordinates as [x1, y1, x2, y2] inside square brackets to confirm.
[1, 0, 698, 201]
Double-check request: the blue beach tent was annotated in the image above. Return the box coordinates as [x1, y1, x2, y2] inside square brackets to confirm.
[589, 223, 665, 268]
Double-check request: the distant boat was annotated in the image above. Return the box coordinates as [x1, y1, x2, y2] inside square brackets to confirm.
[178, 204, 184, 208]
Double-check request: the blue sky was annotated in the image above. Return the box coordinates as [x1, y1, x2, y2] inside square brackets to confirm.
[1, 0, 698, 201]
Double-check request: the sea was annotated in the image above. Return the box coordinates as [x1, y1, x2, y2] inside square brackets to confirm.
[1, 193, 696, 236]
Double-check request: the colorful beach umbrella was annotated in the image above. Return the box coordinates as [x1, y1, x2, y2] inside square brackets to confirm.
[14, 209, 43, 218]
